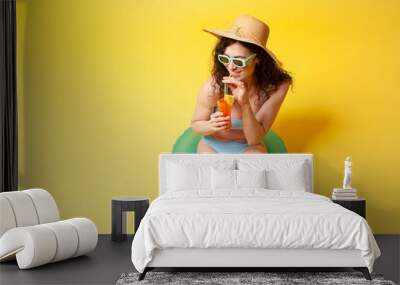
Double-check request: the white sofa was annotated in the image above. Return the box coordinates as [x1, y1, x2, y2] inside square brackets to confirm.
[0, 188, 98, 269]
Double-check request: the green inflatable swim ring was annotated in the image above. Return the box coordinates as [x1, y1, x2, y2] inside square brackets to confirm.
[172, 128, 287, 153]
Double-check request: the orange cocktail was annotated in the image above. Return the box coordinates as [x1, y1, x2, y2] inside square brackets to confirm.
[217, 83, 235, 128]
[217, 98, 232, 128]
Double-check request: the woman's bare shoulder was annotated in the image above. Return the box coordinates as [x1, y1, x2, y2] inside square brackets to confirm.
[201, 77, 221, 96]
[197, 77, 220, 104]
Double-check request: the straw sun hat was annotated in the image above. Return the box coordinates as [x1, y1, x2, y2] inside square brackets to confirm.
[203, 14, 282, 66]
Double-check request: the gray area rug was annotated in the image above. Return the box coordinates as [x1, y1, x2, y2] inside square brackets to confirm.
[116, 271, 396, 285]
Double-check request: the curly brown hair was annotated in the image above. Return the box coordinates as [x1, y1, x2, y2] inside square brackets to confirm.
[211, 37, 293, 106]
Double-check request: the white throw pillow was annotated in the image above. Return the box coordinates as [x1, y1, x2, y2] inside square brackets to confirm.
[211, 168, 267, 190]
[237, 159, 309, 191]
[211, 168, 236, 190]
[167, 162, 209, 191]
[236, 169, 267, 189]
[167, 160, 235, 191]
[265, 165, 307, 191]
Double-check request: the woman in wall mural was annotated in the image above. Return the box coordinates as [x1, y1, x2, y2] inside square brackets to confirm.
[191, 15, 293, 153]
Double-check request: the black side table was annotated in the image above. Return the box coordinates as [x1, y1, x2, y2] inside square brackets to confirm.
[332, 197, 366, 218]
[112, 196, 149, 242]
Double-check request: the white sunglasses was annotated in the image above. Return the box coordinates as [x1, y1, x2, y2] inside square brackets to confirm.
[217, 53, 257, 68]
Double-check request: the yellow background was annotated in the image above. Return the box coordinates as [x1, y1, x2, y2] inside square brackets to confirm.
[16, 0, 400, 234]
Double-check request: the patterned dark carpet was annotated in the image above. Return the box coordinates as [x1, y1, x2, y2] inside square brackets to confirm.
[116, 271, 396, 285]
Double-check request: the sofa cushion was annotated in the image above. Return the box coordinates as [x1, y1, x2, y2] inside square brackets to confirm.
[0, 196, 17, 237]
[0, 192, 39, 227]
[24, 189, 60, 224]
[0, 218, 98, 269]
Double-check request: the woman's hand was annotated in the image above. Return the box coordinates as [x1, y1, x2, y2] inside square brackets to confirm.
[207, 111, 230, 133]
[208, 112, 246, 142]
[222, 76, 250, 106]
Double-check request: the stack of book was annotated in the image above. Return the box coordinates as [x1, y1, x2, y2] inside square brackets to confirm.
[332, 188, 358, 200]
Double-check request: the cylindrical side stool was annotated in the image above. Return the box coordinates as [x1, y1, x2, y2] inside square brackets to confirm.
[111, 196, 149, 242]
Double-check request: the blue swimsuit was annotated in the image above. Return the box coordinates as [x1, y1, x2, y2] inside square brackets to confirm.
[202, 118, 249, 153]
